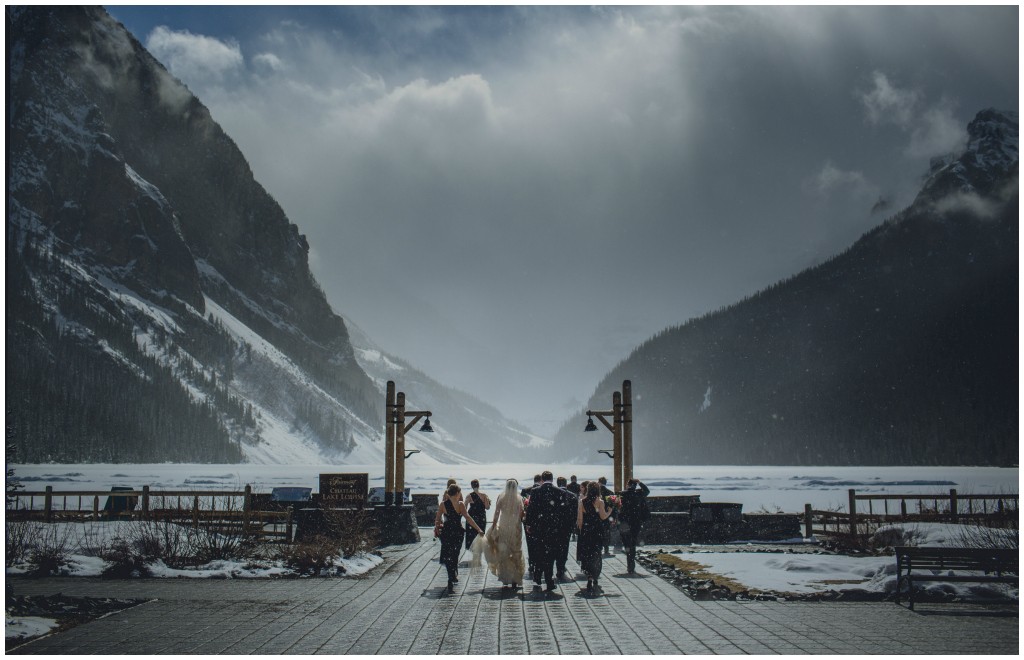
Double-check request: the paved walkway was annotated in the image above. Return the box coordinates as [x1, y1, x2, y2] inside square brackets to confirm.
[7, 535, 1018, 655]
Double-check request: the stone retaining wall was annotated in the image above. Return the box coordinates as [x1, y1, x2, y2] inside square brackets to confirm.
[412, 494, 441, 527]
[633, 512, 802, 545]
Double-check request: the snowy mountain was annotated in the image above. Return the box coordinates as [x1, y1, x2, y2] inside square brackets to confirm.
[555, 109, 1018, 466]
[345, 319, 550, 463]
[5, 6, 532, 465]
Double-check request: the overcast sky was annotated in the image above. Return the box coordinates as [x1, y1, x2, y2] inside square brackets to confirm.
[109, 5, 1018, 434]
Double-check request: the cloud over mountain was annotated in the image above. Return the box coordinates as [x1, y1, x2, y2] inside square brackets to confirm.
[110, 6, 1016, 427]
[147, 26, 243, 82]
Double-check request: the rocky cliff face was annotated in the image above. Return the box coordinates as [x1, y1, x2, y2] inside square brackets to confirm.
[32, 8, 369, 398]
[7, 7, 375, 462]
[8, 7, 204, 311]
[912, 109, 1018, 216]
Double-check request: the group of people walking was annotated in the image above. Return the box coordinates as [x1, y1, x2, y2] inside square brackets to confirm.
[433, 472, 650, 595]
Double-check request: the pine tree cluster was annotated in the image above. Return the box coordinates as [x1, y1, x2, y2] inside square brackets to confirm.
[7, 233, 246, 463]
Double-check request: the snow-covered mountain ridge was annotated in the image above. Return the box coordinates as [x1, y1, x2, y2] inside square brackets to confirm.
[344, 318, 551, 462]
[913, 109, 1018, 214]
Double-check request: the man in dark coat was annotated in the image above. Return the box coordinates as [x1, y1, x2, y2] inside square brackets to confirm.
[524, 470, 575, 591]
[566, 475, 581, 496]
[554, 477, 576, 580]
[522, 474, 541, 579]
[565, 475, 581, 541]
[617, 478, 651, 574]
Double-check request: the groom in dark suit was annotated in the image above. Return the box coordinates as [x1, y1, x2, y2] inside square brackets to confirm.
[522, 474, 541, 578]
[554, 476, 575, 580]
[524, 470, 576, 591]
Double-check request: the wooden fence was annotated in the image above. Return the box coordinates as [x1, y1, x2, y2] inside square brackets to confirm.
[6, 485, 294, 542]
[804, 489, 1018, 539]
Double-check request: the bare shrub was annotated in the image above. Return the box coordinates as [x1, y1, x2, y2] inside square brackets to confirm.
[101, 538, 154, 578]
[97, 518, 206, 576]
[6, 442, 24, 506]
[26, 523, 76, 576]
[132, 519, 196, 567]
[278, 535, 340, 575]
[951, 489, 1018, 549]
[187, 522, 251, 562]
[173, 494, 256, 562]
[5, 520, 39, 566]
[28, 547, 69, 576]
[133, 523, 165, 559]
[324, 508, 379, 558]
[952, 521, 1018, 550]
[72, 521, 114, 559]
[275, 508, 379, 576]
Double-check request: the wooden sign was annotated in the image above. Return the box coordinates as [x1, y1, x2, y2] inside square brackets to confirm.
[319, 473, 369, 508]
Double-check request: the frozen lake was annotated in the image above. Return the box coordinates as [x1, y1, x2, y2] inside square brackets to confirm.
[11, 463, 1017, 514]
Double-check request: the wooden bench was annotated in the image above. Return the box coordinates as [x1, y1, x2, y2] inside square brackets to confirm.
[895, 546, 1018, 610]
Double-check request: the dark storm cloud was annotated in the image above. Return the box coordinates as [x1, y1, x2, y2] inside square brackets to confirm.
[118, 5, 1018, 431]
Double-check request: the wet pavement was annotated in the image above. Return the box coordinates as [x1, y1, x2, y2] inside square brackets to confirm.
[7, 534, 1018, 655]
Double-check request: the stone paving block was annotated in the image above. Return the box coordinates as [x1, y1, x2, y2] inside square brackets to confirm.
[6, 536, 1020, 655]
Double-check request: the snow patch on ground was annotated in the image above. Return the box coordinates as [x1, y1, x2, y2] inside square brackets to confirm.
[5, 520, 385, 580]
[671, 551, 894, 594]
[5, 616, 60, 642]
[668, 521, 1018, 599]
[669, 548, 1017, 601]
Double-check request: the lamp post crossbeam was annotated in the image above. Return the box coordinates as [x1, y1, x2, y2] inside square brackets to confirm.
[586, 411, 616, 433]
[402, 411, 432, 435]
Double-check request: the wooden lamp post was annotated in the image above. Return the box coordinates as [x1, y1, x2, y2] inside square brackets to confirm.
[384, 381, 433, 506]
[584, 379, 634, 493]
[385, 381, 396, 506]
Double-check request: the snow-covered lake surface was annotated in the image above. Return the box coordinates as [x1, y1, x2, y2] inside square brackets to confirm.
[12, 463, 1017, 514]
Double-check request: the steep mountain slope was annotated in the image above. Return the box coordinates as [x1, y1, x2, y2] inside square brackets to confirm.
[345, 319, 550, 464]
[555, 109, 1018, 466]
[6, 5, 377, 463]
[5, 6, 529, 465]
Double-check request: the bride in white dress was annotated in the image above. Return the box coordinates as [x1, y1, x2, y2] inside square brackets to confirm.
[473, 478, 525, 589]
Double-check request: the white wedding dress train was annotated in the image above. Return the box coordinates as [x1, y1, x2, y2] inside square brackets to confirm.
[481, 492, 525, 585]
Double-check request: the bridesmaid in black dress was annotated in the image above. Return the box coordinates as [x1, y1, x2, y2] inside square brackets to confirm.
[435, 484, 483, 593]
[464, 479, 491, 551]
[576, 481, 612, 593]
